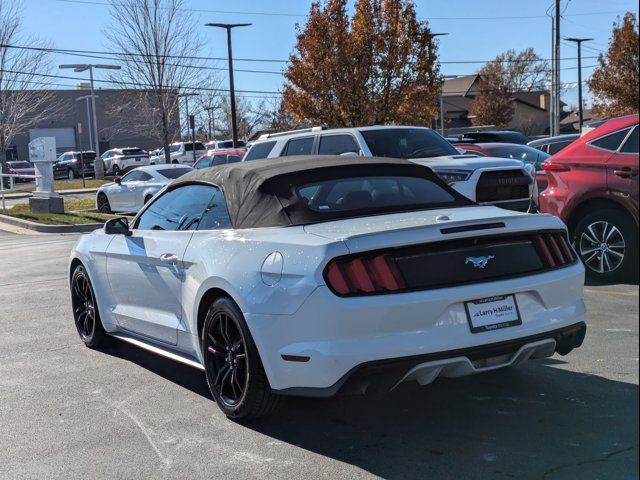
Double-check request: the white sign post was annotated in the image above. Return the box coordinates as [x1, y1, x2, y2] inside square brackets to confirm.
[28, 137, 64, 214]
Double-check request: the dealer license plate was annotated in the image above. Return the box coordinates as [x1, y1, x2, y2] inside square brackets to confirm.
[464, 294, 522, 333]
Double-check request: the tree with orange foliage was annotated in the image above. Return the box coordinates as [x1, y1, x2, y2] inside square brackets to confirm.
[588, 12, 639, 117]
[283, 0, 441, 127]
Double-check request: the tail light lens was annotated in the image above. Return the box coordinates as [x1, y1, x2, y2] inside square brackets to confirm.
[541, 162, 571, 172]
[534, 232, 575, 268]
[324, 254, 405, 296]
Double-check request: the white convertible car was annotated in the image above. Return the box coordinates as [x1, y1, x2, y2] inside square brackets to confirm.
[96, 164, 193, 213]
[70, 156, 586, 419]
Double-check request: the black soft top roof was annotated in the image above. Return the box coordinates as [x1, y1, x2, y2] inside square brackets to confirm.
[171, 155, 471, 229]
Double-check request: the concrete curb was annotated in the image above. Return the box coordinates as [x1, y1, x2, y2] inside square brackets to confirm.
[1, 188, 99, 200]
[0, 213, 102, 234]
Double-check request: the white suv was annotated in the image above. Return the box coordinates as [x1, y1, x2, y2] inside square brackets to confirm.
[150, 141, 207, 166]
[245, 126, 536, 211]
[101, 147, 150, 176]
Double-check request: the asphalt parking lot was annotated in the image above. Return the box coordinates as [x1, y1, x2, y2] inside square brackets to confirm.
[0, 229, 637, 480]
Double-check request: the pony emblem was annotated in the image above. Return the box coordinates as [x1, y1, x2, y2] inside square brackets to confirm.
[465, 255, 495, 269]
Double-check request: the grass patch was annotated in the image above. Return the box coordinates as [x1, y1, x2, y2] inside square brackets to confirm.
[1, 197, 116, 225]
[18, 178, 110, 193]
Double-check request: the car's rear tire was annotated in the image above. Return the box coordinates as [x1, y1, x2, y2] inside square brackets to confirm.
[202, 297, 283, 420]
[172, 160, 179, 164]
[97, 193, 111, 214]
[572, 208, 638, 282]
[71, 265, 111, 348]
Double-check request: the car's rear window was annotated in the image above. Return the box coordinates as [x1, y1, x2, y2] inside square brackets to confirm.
[122, 148, 146, 156]
[297, 175, 457, 213]
[157, 167, 193, 179]
[360, 128, 459, 159]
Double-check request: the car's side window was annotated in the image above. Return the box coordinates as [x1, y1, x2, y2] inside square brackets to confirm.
[283, 137, 314, 156]
[620, 126, 639, 154]
[245, 141, 276, 161]
[137, 172, 153, 181]
[318, 134, 360, 155]
[198, 187, 231, 230]
[136, 185, 215, 231]
[121, 171, 141, 182]
[591, 128, 632, 152]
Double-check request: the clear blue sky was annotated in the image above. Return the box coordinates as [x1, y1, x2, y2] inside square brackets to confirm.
[18, 0, 640, 108]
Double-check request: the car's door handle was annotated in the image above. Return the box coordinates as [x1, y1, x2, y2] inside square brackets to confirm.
[613, 167, 637, 178]
[160, 253, 178, 264]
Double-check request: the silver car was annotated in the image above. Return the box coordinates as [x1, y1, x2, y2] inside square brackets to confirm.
[96, 164, 193, 213]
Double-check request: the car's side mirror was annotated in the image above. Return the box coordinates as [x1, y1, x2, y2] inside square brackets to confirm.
[104, 217, 131, 235]
[114, 176, 122, 184]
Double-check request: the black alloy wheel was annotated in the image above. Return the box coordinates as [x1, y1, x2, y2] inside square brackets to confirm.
[97, 193, 111, 214]
[205, 310, 249, 407]
[70, 265, 110, 347]
[202, 297, 283, 420]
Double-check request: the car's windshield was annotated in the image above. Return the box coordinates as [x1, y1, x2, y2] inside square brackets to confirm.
[157, 167, 193, 179]
[298, 175, 458, 214]
[9, 161, 32, 169]
[484, 144, 550, 168]
[360, 128, 459, 159]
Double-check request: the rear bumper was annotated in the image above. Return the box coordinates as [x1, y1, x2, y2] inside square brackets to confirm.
[248, 262, 586, 392]
[276, 322, 586, 398]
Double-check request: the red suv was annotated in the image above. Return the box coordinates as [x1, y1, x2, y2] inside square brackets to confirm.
[539, 114, 639, 281]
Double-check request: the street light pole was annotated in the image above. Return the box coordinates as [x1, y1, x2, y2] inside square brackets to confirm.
[178, 92, 199, 163]
[205, 23, 251, 148]
[59, 63, 121, 178]
[565, 37, 593, 133]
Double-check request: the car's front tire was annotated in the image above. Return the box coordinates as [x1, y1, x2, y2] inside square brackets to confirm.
[97, 193, 111, 214]
[112, 165, 121, 176]
[573, 208, 638, 282]
[71, 265, 110, 348]
[202, 297, 283, 420]
[67, 168, 76, 180]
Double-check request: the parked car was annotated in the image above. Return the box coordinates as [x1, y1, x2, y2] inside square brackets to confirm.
[53, 151, 97, 180]
[528, 134, 580, 155]
[150, 141, 207, 166]
[194, 149, 245, 169]
[457, 143, 551, 191]
[96, 164, 193, 213]
[205, 139, 246, 150]
[101, 148, 150, 176]
[246, 126, 536, 212]
[5, 161, 35, 182]
[70, 156, 586, 419]
[539, 114, 639, 281]
[449, 130, 530, 145]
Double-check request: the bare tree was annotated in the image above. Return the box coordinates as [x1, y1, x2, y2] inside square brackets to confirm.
[0, 0, 66, 180]
[105, 0, 204, 163]
[215, 96, 271, 141]
[193, 74, 225, 141]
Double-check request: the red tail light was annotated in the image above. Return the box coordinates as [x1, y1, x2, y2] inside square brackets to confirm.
[541, 162, 571, 172]
[534, 232, 575, 268]
[324, 254, 405, 296]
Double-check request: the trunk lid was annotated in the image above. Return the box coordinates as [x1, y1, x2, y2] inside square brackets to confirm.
[303, 206, 565, 253]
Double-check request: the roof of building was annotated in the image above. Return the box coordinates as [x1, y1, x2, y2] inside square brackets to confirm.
[442, 75, 479, 97]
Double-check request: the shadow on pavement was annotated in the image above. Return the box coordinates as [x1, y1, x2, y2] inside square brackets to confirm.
[98, 340, 211, 400]
[99, 340, 639, 479]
